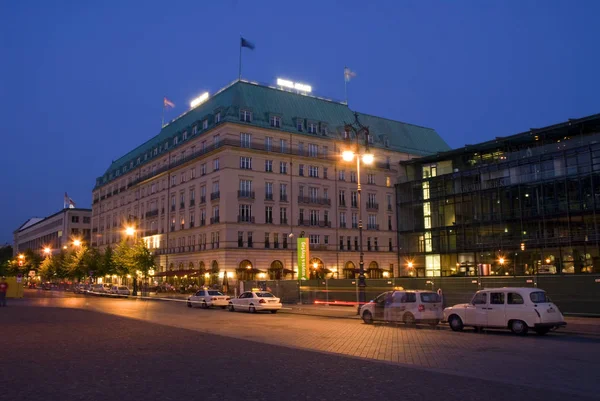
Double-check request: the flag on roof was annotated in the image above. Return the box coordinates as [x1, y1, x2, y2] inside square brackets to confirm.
[241, 37, 255, 50]
[163, 97, 175, 108]
[69, 198, 76, 208]
[344, 67, 357, 82]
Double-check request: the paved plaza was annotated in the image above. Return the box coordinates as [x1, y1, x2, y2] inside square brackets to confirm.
[1, 294, 599, 400]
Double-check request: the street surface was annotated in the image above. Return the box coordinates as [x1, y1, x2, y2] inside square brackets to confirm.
[2, 293, 599, 400]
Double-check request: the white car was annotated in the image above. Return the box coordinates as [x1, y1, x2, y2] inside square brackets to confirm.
[90, 283, 109, 294]
[360, 290, 443, 325]
[187, 289, 230, 308]
[228, 291, 282, 313]
[110, 286, 131, 296]
[443, 287, 566, 335]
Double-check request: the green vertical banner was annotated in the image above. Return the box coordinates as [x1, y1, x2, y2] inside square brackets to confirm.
[297, 238, 309, 280]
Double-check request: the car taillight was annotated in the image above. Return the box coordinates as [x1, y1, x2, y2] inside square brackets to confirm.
[259, 299, 266, 304]
[226, 297, 230, 300]
[418, 304, 425, 312]
[211, 297, 215, 301]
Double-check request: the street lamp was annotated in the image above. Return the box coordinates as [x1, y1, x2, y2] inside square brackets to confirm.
[125, 226, 136, 237]
[73, 239, 82, 247]
[289, 233, 295, 280]
[343, 112, 374, 310]
[43, 247, 51, 256]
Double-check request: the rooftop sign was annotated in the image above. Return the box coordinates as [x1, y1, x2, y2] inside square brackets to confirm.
[190, 92, 209, 108]
[276, 78, 312, 93]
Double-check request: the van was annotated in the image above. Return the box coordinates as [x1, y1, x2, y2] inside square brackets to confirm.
[360, 290, 443, 325]
[443, 287, 566, 335]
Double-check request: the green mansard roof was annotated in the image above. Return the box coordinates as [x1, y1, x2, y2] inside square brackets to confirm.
[96, 79, 450, 187]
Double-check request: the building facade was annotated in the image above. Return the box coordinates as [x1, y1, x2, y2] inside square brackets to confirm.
[92, 80, 449, 279]
[13, 208, 92, 256]
[397, 113, 600, 277]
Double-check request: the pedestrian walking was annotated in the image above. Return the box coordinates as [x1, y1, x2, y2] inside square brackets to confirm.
[0, 277, 8, 307]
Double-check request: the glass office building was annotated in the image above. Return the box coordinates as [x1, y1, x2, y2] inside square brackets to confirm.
[397, 113, 600, 277]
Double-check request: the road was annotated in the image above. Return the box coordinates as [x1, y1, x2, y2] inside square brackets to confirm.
[2, 293, 599, 400]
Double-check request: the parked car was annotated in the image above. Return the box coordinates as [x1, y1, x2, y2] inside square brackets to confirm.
[228, 291, 282, 313]
[360, 290, 443, 325]
[73, 284, 89, 294]
[90, 284, 108, 294]
[110, 286, 131, 296]
[443, 287, 566, 335]
[187, 289, 230, 308]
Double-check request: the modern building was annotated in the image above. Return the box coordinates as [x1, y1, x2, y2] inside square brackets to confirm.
[13, 208, 92, 256]
[397, 113, 600, 277]
[92, 79, 449, 279]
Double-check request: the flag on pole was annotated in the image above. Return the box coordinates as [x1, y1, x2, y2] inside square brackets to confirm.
[163, 97, 175, 108]
[69, 198, 76, 208]
[344, 67, 357, 82]
[240, 37, 255, 50]
[64, 192, 69, 208]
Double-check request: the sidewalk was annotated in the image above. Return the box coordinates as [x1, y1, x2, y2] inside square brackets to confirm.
[277, 304, 600, 336]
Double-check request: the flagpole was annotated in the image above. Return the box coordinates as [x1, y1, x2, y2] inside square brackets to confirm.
[161, 101, 165, 128]
[344, 66, 348, 105]
[238, 36, 242, 80]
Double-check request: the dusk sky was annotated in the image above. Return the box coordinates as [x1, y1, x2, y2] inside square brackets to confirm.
[1, 0, 599, 245]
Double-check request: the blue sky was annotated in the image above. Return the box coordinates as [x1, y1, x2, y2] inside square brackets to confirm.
[1, 0, 599, 244]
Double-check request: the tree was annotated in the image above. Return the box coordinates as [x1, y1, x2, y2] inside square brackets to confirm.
[130, 239, 155, 277]
[114, 240, 134, 277]
[84, 247, 102, 280]
[39, 256, 54, 281]
[23, 248, 42, 273]
[66, 246, 89, 280]
[100, 246, 117, 279]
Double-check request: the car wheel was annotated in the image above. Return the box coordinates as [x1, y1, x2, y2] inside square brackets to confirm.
[362, 311, 374, 324]
[535, 328, 550, 336]
[510, 320, 528, 335]
[228, 304, 235, 312]
[449, 315, 464, 332]
[187, 301, 192, 308]
[403, 312, 416, 325]
[249, 305, 256, 313]
[201, 301, 208, 309]
[270, 310, 278, 314]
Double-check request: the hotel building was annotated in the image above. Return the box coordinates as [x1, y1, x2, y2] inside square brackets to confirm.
[92, 79, 449, 279]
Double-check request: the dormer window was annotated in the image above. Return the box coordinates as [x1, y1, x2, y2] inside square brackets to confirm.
[137, 157, 141, 165]
[130, 161, 134, 168]
[192, 125, 198, 135]
[384, 137, 390, 147]
[297, 118, 304, 132]
[240, 110, 252, 122]
[270, 115, 281, 128]
[165, 141, 169, 149]
[183, 131, 188, 140]
[203, 119, 208, 129]
[344, 130, 350, 140]
[174, 136, 179, 145]
[215, 112, 221, 123]
[320, 123, 328, 136]
[154, 148, 158, 156]
[308, 122, 317, 134]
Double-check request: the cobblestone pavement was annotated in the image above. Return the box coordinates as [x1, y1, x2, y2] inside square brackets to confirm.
[11, 295, 600, 398]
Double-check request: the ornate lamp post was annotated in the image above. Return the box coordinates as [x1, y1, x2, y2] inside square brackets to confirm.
[342, 113, 374, 310]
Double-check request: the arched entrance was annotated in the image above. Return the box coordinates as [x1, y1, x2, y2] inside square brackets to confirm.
[368, 261, 383, 279]
[210, 260, 219, 285]
[343, 261, 356, 279]
[236, 260, 255, 281]
[309, 257, 327, 279]
[269, 260, 284, 280]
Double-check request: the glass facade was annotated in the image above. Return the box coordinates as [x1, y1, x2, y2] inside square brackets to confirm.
[397, 115, 600, 277]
